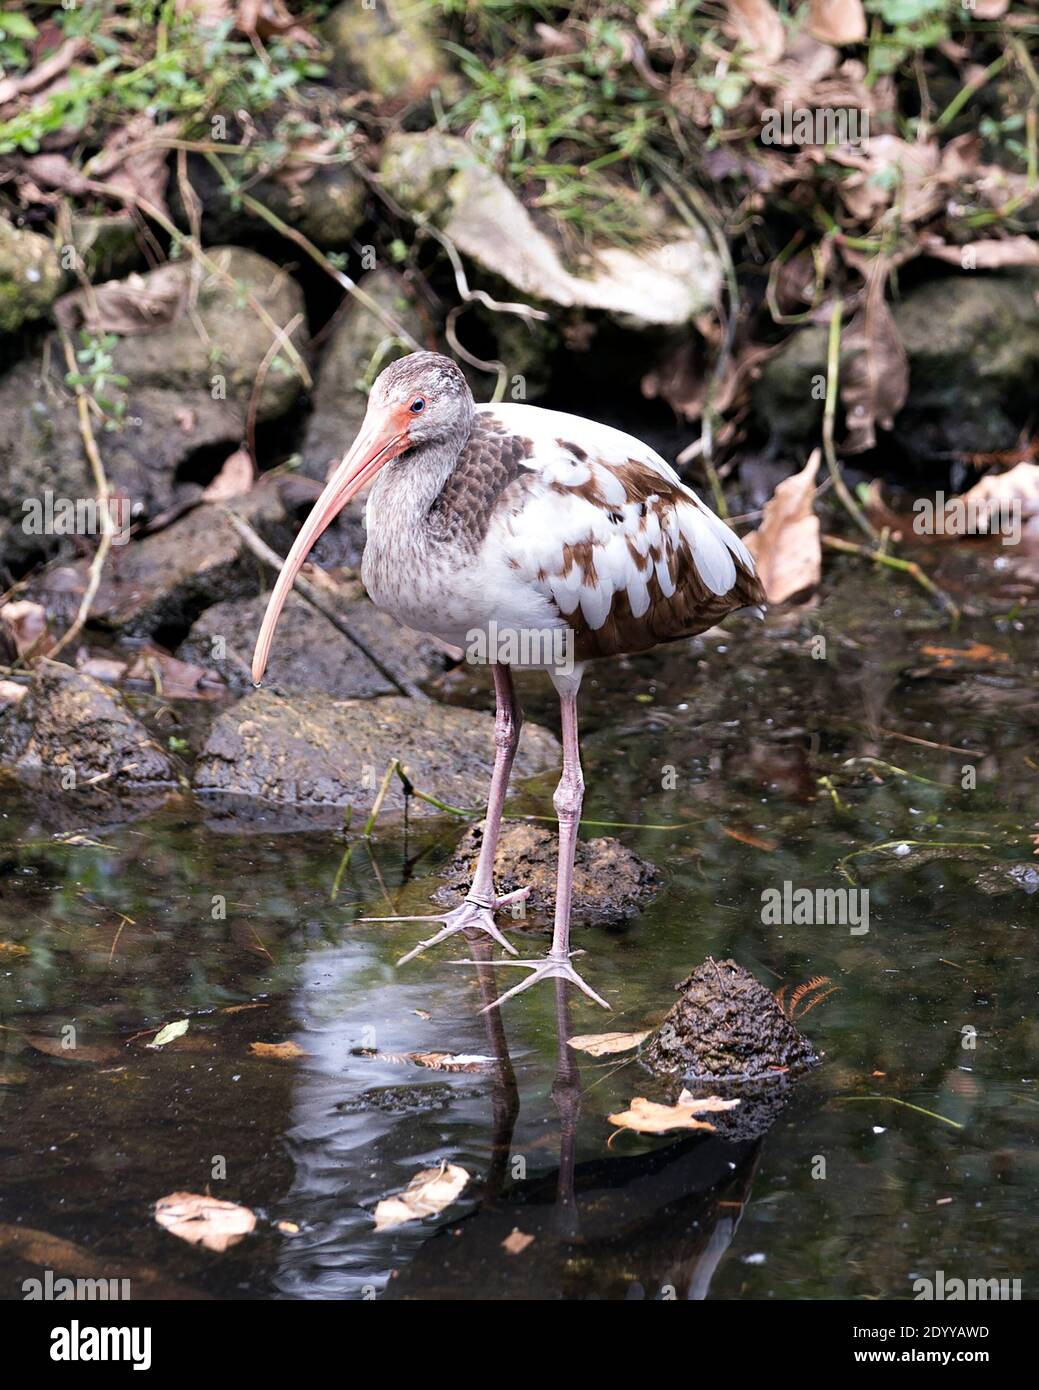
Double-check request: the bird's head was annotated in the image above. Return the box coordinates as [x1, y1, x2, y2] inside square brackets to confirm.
[251, 352, 472, 684]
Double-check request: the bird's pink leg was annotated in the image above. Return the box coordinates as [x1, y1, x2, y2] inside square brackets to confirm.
[361, 663, 529, 964]
[453, 686, 610, 1012]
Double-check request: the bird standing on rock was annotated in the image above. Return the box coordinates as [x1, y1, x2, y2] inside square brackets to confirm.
[253, 352, 765, 1011]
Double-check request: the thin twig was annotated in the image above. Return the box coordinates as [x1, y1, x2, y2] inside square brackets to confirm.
[822, 534, 960, 620]
[823, 299, 877, 542]
[47, 329, 116, 660]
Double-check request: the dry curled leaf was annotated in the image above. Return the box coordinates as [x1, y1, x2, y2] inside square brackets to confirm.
[202, 447, 255, 503]
[567, 1030, 650, 1057]
[372, 1163, 470, 1231]
[841, 275, 908, 453]
[56, 263, 188, 338]
[725, 0, 785, 65]
[745, 449, 821, 603]
[608, 1092, 741, 1135]
[808, 0, 866, 46]
[154, 1192, 257, 1252]
[923, 235, 1039, 270]
[0, 600, 50, 658]
[249, 1040, 307, 1059]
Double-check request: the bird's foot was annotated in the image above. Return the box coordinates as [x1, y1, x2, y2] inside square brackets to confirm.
[450, 949, 611, 1014]
[358, 888, 530, 966]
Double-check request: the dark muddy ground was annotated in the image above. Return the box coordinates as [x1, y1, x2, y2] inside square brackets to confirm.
[0, 545, 1037, 1300]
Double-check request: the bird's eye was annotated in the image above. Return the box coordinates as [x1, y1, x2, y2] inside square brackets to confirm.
[410, 397, 425, 414]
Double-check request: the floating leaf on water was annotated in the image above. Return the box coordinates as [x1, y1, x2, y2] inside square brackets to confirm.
[567, 1030, 650, 1057]
[249, 1041, 307, 1060]
[147, 1020, 190, 1049]
[372, 1163, 469, 1231]
[154, 1192, 257, 1252]
[25, 1035, 121, 1064]
[502, 1230, 535, 1256]
[608, 1092, 741, 1136]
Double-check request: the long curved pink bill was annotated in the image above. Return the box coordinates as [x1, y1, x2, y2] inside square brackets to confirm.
[251, 415, 404, 685]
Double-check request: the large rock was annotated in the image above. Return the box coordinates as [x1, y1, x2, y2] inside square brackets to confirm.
[301, 267, 426, 480]
[754, 270, 1039, 461]
[24, 483, 294, 639]
[0, 218, 63, 335]
[0, 247, 306, 567]
[433, 820, 660, 925]
[177, 589, 446, 698]
[320, 0, 456, 105]
[0, 664, 175, 792]
[193, 690, 560, 824]
[380, 132, 721, 330]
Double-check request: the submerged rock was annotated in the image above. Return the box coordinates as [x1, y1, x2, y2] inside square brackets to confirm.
[177, 590, 446, 698]
[300, 268, 426, 481]
[380, 132, 721, 330]
[0, 664, 175, 793]
[0, 247, 305, 565]
[642, 958, 817, 1081]
[192, 690, 560, 824]
[755, 270, 1039, 461]
[0, 219, 63, 335]
[433, 820, 660, 925]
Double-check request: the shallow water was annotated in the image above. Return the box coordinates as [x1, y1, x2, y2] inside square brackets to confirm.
[1, 554, 1037, 1300]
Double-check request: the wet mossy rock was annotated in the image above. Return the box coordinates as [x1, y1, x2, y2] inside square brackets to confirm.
[380, 131, 721, 330]
[643, 958, 817, 1081]
[434, 820, 660, 925]
[320, 0, 457, 106]
[26, 484, 294, 638]
[755, 270, 1039, 460]
[193, 691, 561, 817]
[177, 590, 447, 699]
[0, 219, 63, 335]
[0, 664, 175, 792]
[0, 247, 305, 565]
[301, 267, 426, 480]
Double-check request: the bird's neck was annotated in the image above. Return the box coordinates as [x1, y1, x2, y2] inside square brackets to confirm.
[365, 430, 467, 548]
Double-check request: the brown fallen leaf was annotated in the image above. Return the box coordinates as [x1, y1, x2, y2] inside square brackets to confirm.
[56, 263, 188, 338]
[608, 1091, 741, 1135]
[745, 449, 821, 603]
[89, 113, 182, 223]
[963, 461, 1039, 518]
[0, 600, 51, 658]
[808, 0, 866, 46]
[202, 447, 255, 503]
[75, 650, 130, 683]
[722, 826, 779, 851]
[154, 1192, 257, 1253]
[372, 1163, 470, 1231]
[25, 1035, 122, 1064]
[567, 1030, 651, 1057]
[0, 943, 29, 958]
[124, 644, 225, 701]
[249, 1040, 307, 1059]
[724, 0, 785, 65]
[923, 235, 1039, 270]
[502, 1230, 535, 1255]
[841, 270, 908, 453]
[919, 642, 1009, 669]
[0, 1221, 203, 1300]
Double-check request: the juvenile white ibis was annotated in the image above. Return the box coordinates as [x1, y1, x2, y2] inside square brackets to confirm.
[253, 352, 765, 1011]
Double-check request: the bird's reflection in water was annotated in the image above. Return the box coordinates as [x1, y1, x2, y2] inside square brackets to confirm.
[385, 943, 763, 1302]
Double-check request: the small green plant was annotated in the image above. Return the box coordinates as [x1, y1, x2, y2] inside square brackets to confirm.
[0, 9, 37, 78]
[65, 332, 130, 432]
